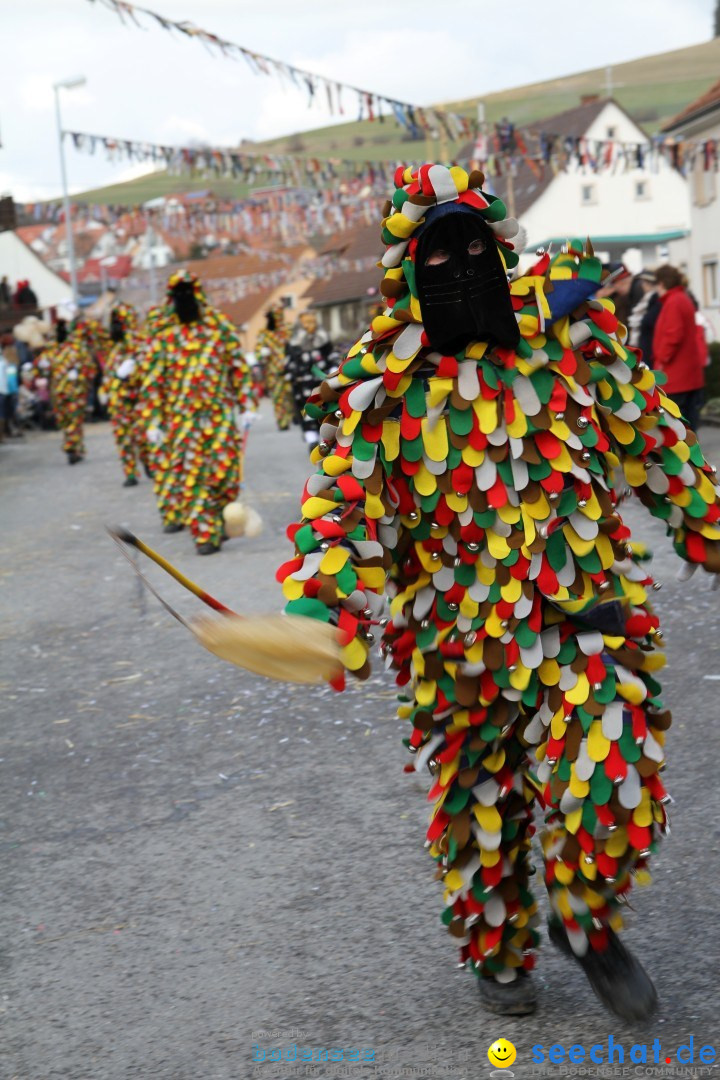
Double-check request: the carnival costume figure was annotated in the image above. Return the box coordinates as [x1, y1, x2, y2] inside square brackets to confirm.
[103, 302, 153, 487]
[286, 310, 334, 450]
[257, 305, 294, 431]
[277, 164, 720, 1020]
[141, 271, 256, 555]
[48, 317, 109, 464]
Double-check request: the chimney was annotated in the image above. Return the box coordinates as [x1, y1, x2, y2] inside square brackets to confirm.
[580, 94, 600, 106]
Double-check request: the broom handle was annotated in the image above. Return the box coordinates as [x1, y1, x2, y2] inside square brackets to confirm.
[107, 527, 236, 614]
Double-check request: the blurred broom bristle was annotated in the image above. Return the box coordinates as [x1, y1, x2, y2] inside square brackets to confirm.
[190, 613, 343, 684]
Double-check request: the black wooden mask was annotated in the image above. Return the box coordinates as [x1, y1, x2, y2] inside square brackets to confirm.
[415, 206, 520, 354]
[172, 281, 200, 325]
[110, 312, 125, 343]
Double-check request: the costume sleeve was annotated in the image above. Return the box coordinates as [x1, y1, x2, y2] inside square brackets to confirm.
[583, 301, 720, 572]
[651, 302, 683, 373]
[138, 336, 168, 432]
[226, 331, 256, 411]
[276, 360, 395, 686]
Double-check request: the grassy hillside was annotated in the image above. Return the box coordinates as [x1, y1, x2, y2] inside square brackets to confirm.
[68, 38, 720, 206]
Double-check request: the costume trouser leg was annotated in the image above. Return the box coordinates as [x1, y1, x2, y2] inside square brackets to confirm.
[413, 706, 541, 981]
[266, 362, 293, 430]
[530, 671, 670, 957]
[111, 407, 138, 480]
[154, 441, 185, 528]
[405, 665, 669, 979]
[185, 418, 240, 547]
[60, 394, 86, 456]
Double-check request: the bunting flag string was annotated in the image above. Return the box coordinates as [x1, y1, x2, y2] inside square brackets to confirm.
[472, 120, 719, 178]
[86, 0, 472, 140]
[63, 128, 400, 188]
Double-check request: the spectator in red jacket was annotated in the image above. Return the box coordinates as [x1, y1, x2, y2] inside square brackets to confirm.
[652, 264, 705, 431]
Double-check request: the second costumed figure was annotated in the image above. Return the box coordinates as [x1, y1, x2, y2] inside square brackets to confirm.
[140, 271, 256, 554]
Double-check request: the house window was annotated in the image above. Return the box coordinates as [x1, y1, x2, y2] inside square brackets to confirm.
[703, 259, 719, 306]
[635, 180, 650, 200]
[581, 183, 597, 205]
[280, 294, 295, 309]
[606, 126, 616, 139]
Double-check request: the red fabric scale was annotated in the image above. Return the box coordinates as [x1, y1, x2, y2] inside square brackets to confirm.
[452, 461, 474, 494]
[549, 382, 568, 413]
[596, 852, 618, 878]
[536, 430, 562, 459]
[509, 554, 531, 580]
[400, 405, 422, 439]
[487, 474, 508, 509]
[557, 350, 578, 377]
[576, 827, 595, 854]
[434, 496, 456, 526]
[628, 822, 651, 850]
[605, 740, 628, 782]
[427, 810, 450, 843]
[437, 356, 459, 378]
[586, 653, 607, 684]
[686, 531, 708, 563]
[276, 556, 303, 582]
[536, 559, 559, 596]
[337, 475, 365, 501]
[481, 861, 503, 888]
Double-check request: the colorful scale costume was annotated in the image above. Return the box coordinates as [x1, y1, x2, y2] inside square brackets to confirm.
[48, 319, 109, 461]
[103, 303, 153, 484]
[256, 305, 294, 431]
[277, 164, 720, 994]
[140, 271, 256, 548]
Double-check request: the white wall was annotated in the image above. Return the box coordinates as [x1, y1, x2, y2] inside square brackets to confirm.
[519, 103, 690, 260]
[0, 230, 72, 308]
[676, 114, 720, 334]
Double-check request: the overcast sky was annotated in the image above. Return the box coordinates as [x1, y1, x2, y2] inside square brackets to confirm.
[1, 0, 715, 201]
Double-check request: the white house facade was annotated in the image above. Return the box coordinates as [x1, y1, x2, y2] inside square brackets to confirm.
[661, 79, 720, 331]
[481, 100, 691, 273]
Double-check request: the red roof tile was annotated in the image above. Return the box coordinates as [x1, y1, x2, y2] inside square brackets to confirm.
[661, 77, 720, 132]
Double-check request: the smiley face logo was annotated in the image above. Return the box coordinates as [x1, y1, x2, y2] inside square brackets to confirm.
[487, 1039, 516, 1068]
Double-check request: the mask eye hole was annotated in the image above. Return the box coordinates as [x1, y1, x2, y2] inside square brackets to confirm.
[425, 248, 451, 266]
[468, 238, 486, 256]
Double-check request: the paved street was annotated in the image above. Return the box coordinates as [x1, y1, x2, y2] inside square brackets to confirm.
[2, 404, 720, 1080]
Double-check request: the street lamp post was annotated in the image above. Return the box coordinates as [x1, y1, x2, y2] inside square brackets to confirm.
[53, 76, 86, 306]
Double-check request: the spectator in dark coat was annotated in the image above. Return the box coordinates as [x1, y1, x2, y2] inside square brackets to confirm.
[627, 270, 660, 368]
[652, 265, 705, 431]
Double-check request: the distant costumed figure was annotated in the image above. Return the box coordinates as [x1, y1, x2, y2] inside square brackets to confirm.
[285, 310, 334, 450]
[48, 317, 109, 464]
[140, 271, 256, 554]
[256, 305, 294, 431]
[275, 163, 720, 1020]
[102, 302, 153, 487]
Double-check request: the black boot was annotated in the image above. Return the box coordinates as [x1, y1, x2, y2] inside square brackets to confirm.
[548, 918, 658, 1022]
[123, 476, 139, 487]
[67, 451, 82, 465]
[196, 541, 221, 556]
[144, 464, 153, 479]
[477, 971, 537, 1016]
[162, 523, 184, 534]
